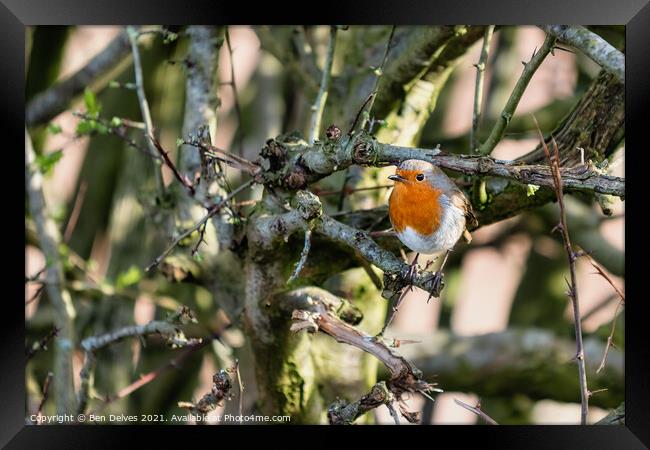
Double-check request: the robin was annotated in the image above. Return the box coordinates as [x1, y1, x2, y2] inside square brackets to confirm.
[387, 159, 477, 300]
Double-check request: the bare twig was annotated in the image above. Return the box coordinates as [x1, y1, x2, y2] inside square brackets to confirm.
[26, 326, 60, 361]
[63, 180, 87, 243]
[145, 179, 256, 272]
[596, 300, 623, 374]
[225, 27, 244, 156]
[34, 372, 54, 424]
[308, 26, 337, 145]
[287, 228, 312, 284]
[471, 26, 495, 153]
[477, 34, 556, 155]
[540, 25, 624, 83]
[454, 398, 499, 425]
[534, 117, 589, 425]
[26, 30, 134, 126]
[126, 26, 166, 198]
[77, 306, 201, 414]
[25, 128, 77, 414]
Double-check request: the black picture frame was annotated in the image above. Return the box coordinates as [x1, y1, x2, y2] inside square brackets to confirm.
[6, 0, 648, 447]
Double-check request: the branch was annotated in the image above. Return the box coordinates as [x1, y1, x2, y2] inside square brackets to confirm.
[26, 30, 133, 126]
[126, 26, 166, 197]
[328, 382, 394, 425]
[25, 128, 77, 414]
[178, 370, 232, 416]
[145, 178, 256, 272]
[454, 398, 498, 425]
[392, 328, 622, 409]
[476, 34, 556, 155]
[540, 25, 624, 83]
[471, 26, 495, 153]
[284, 287, 436, 424]
[535, 122, 589, 424]
[77, 306, 201, 414]
[308, 26, 337, 145]
[266, 132, 624, 197]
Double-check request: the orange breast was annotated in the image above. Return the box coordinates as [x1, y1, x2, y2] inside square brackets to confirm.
[389, 180, 442, 236]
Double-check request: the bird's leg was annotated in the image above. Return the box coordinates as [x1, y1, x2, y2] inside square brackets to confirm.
[405, 253, 420, 288]
[428, 250, 451, 301]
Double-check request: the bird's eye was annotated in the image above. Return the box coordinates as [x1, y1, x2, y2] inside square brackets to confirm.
[416, 174, 425, 181]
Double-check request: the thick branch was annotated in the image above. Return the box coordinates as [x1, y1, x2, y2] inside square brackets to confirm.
[540, 25, 624, 83]
[391, 328, 622, 409]
[26, 30, 133, 126]
[25, 128, 77, 414]
[266, 133, 624, 197]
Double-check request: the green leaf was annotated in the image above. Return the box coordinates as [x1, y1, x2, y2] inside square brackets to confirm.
[35, 150, 63, 175]
[83, 88, 101, 117]
[526, 184, 540, 197]
[110, 116, 122, 128]
[116, 265, 142, 289]
[47, 123, 62, 135]
[75, 120, 96, 135]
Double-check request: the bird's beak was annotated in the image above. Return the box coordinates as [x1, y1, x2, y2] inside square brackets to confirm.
[388, 174, 406, 183]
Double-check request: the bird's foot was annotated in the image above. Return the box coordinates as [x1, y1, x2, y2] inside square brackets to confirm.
[427, 271, 445, 302]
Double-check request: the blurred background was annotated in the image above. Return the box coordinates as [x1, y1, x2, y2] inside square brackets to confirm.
[25, 25, 624, 425]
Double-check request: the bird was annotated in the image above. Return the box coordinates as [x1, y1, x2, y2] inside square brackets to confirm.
[387, 159, 477, 299]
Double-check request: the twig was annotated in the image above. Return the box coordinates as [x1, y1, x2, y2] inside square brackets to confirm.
[287, 228, 312, 284]
[540, 25, 624, 83]
[596, 300, 623, 374]
[477, 34, 556, 155]
[26, 30, 134, 126]
[149, 137, 196, 196]
[471, 26, 495, 153]
[77, 307, 201, 414]
[225, 27, 244, 156]
[184, 140, 261, 176]
[145, 179, 256, 272]
[25, 128, 77, 414]
[308, 26, 337, 145]
[454, 398, 498, 425]
[233, 359, 245, 424]
[315, 184, 392, 197]
[126, 26, 166, 198]
[26, 326, 60, 360]
[34, 372, 54, 424]
[534, 116, 589, 425]
[63, 180, 87, 243]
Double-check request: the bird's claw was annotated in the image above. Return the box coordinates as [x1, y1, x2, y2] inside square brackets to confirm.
[427, 271, 445, 302]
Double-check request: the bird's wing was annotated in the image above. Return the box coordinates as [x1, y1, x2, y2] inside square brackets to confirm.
[450, 189, 478, 229]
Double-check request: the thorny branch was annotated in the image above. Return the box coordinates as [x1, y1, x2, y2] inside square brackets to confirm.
[454, 398, 499, 425]
[477, 34, 556, 155]
[471, 26, 495, 153]
[535, 118, 589, 425]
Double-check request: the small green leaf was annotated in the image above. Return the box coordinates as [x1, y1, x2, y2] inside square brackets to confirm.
[47, 123, 62, 135]
[176, 138, 184, 148]
[526, 184, 540, 197]
[35, 150, 63, 175]
[75, 120, 95, 135]
[110, 117, 122, 128]
[116, 265, 142, 289]
[83, 88, 101, 117]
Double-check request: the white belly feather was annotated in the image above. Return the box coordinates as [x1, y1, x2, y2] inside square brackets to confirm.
[396, 194, 466, 255]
